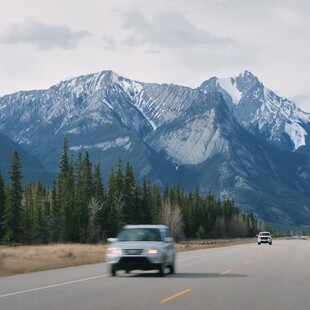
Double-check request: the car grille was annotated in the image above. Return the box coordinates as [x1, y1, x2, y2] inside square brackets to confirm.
[119, 257, 149, 263]
[123, 249, 144, 255]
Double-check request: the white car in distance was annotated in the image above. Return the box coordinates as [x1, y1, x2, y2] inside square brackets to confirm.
[257, 231, 272, 245]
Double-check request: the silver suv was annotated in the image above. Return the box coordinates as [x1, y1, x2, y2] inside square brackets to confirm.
[106, 225, 175, 276]
[257, 231, 272, 245]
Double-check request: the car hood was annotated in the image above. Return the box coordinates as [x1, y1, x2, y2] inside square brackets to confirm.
[112, 241, 163, 249]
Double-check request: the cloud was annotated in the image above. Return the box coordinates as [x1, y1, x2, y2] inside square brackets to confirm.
[0, 18, 91, 50]
[101, 35, 116, 50]
[121, 11, 235, 50]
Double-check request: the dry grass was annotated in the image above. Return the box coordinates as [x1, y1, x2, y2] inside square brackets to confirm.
[0, 239, 255, 277]
[0, 244, 107, 277]
[176, 238, 255, 251]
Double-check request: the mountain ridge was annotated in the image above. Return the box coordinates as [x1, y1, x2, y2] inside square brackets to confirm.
[1, 69, 310, 225]
[199, 71, 310, 154]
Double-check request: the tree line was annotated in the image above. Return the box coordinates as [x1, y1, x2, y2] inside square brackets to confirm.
[0, 138, 264, 245]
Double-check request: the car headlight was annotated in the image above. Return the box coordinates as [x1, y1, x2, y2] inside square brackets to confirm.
[108, 247, 122, 255]
[148, 249, 160, 255]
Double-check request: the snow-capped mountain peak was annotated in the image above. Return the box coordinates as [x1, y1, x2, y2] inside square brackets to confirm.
[1, 69, 310, 225]
[217, 77, 242, 105]
[200, 71, 310, 152]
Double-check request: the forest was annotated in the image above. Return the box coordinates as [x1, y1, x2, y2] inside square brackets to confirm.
[0, 138, 263, 245]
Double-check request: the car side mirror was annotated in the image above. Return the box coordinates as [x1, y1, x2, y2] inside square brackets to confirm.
[107, 238, 118, 243]
[164, 237, 174, 243]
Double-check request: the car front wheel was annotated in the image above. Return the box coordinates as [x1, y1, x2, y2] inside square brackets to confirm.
[169, 256, 175, 274]
[158, 264, 165, 277]
[111, 266, 116, 276]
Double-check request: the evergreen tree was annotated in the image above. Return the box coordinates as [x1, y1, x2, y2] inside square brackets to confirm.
[50, 180, 62, 242]
[32, 182, 49, 244]
[0, 171, 6, 241]
[151, 184, 161, 224]
[57, 138, 75, 242]
[133, 183, 143, 224]
[75, 151, 93, 241]
[123, 162, 136, 224]
[3, 150, 23, 243]
[21, 182, 34, 244]
[92, 161, 106, 240]
[141, 178, 152, 224]
[106, 170, 118, 237]
[113, 158, 125, 227]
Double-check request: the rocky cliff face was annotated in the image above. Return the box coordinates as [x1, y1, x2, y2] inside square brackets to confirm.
[1, 70, 310, 224]
[200, 70, 310, 153]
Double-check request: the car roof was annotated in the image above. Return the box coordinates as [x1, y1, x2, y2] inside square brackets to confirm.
[123, 224, 169, 230]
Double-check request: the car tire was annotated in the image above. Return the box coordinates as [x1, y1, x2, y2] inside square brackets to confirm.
[111, 266, 116, 277]
[158, 264, 165, 277]
[258, 242, 261, 245]
[269, 242, 272, 245]
[169, 256, 175, 274]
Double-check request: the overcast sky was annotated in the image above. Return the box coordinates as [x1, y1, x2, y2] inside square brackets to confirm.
[1, 0, 309, 111]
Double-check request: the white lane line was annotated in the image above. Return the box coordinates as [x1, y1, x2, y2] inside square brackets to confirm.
[0, 274, 109, 299]
[177, 245, 255, 262]
[177, 254, 208, 262]
[0, 244, 256, 299]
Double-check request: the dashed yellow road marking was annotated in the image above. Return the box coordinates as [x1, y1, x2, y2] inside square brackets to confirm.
[160, 288, 192, 304]
[257, 254, 263, 258]
[220, 269, 233, 276]
[244, 259, 252, 264]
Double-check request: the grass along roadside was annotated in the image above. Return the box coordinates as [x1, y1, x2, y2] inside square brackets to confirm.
[0, 239, 255, 277]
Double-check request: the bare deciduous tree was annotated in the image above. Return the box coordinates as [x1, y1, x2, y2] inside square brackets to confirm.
[87, 197, 103, 242]
[159, 199, 184, 240]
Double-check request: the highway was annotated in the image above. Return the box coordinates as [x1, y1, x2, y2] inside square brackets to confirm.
[1, 239, 310, 310]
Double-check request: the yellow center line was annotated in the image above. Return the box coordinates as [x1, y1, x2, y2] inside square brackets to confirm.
[245, 259, 252, 264]
[160, 288, 192, 304]
[257, 254, 263, 258]
[220, 268, 233, 276]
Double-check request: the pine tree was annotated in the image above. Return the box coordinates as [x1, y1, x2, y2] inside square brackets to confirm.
[3, 150, 23, 243]
[21, 182, 34, 244]
[151, 184, 161, 224]
[50, 180, 62, 242]
[123, 162, 136, 224]
[113, 158, 125, 227]
[92, 161, 106, 241]
[141, 178, 152, 224]
[57, 138, 75, 242]
[32, 182, 49, 244]
[106, 170, 118, 237]
[0, 171, 6, 240]
[75, 151, 93, 241]
[133, 183, 143, 224]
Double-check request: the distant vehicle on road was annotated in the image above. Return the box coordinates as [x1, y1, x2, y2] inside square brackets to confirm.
[257, 231, 272, 245]
[106, 224, 176, 276]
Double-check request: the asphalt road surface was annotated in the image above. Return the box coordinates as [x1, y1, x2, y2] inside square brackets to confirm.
[1, 239, 310, 310]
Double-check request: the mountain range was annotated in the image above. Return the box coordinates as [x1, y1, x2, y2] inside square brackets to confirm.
[1, 70, 310, 225]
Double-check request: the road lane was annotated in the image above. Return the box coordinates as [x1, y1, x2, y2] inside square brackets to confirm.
[0, 240, 309, 310]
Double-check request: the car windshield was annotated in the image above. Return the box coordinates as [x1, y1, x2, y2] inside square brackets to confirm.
[259, 232, 270, 236]
[117, 228, 162, 242]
